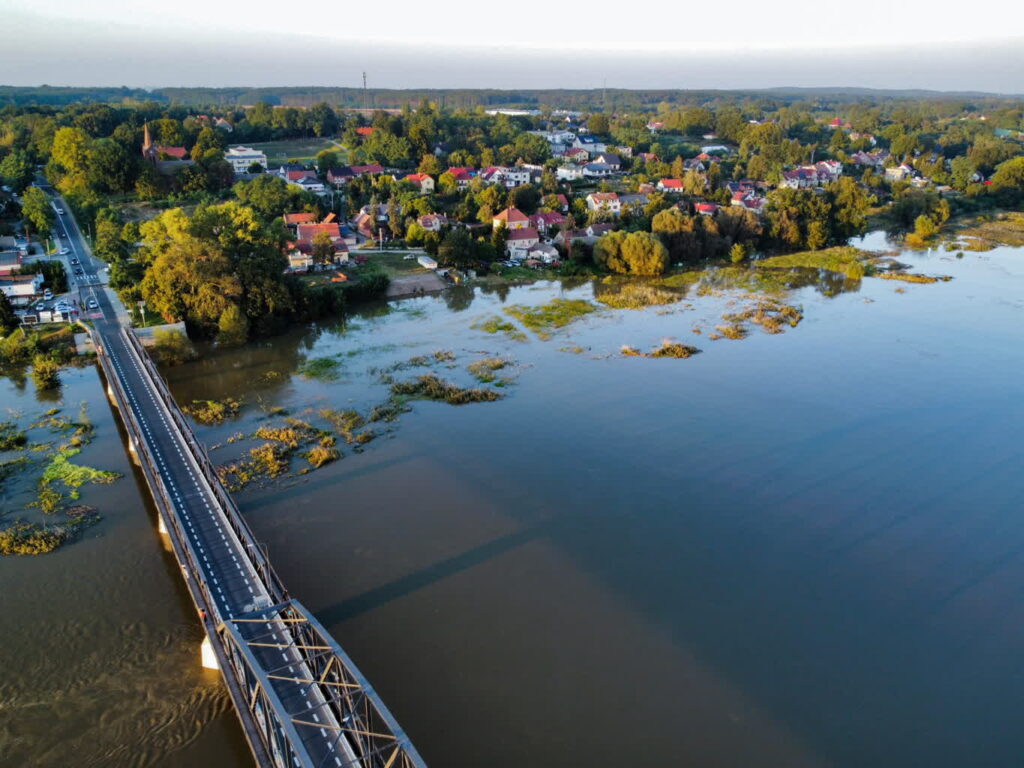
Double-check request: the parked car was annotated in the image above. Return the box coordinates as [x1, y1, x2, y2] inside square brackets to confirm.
[87, 299, 99, 310]
[60, 248, 70, 255]
[43, 289, 52, 300]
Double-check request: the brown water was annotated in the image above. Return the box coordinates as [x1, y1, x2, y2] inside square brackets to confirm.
[5, 233, 1024, 767]
[0, 365, 250, 767]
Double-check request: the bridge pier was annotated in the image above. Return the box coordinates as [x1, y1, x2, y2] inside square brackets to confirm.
[127, 436, 141, 466]
[157, 512, 168, 535]
[201, 636, 220, 670]
[106, 383, 118, 406]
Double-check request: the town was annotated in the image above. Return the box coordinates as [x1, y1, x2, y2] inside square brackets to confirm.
[2, 92, 1022, 341]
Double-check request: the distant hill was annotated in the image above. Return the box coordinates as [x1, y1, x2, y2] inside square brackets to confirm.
[0, 85, 1019, 110]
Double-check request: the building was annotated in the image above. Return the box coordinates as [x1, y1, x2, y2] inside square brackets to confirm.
[530, 211, 567, 234]
[417, 213, 449, 232]
[586, 192, 621, 217]
[557, 165, 584, 181]
[0, 273, 43, 305]
[574, 135, 607, 154]
[593, 153, 622, 170]
[506, 227, 540, 258]
[0, 249, 22, 276]
[493, 207, 530, 231]
[582, 163, 614, 179]
[657, 178, 683, 192]
[225, 146, 268, 173]
[402, 173, 435, 195]
[283, 212, 317, 229]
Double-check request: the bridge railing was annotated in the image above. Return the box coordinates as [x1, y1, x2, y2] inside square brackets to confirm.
[223, 600, 428, 768]
[121, 327, 288, 602]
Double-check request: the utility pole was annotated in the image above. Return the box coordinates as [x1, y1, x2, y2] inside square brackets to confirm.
[362, 72, 368, 113]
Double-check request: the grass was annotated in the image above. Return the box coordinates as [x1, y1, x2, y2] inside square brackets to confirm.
[298, 357, 342, 381]
[473, 316, 528, 342]
[0, 421, 28, 451]
[366, 252, 432, 277]
[951, 212, 1024, 250]
[757, 246, 867, 280]
[182, 398, 241, 425]
[595, 281, 685, 309]
[505, 298, 598, 340]
[877, 273, 952, 284]
[621, 341, 701, 359]
[245, 138, 346, 166]
[467, 357, 512, 383]
[390, 374, 503, 405]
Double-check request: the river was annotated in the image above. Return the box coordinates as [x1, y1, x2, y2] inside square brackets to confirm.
[4, 233, 1024, 766]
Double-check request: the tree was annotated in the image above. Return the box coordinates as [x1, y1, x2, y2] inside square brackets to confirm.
[588, 113, 610, 135]
[0, 149, 34, 193]
[991, 156, 1024, 191]
[31, 354, 61, 391]
[217, 303, 250, 346]
[0, 291, 17, 335]
[21, 187, 54, 238]
[827, 177, 875, 241]
[316, 150, 340, 172]
[729, 243, 748, 263]
[593, 231, 669, 275]
[311, 230, 335, 265]
[437, 228, 475, 268]
[418, 154, 441, 175]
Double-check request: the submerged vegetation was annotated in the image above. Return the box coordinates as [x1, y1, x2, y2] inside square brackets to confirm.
[877, 273, 953, 284]
[951, 212, 1024, 251]
[298, 356, 342, 381]
[182, 398, 241, 425]
[621, 341, 701, 359]
[757, 246, 867, 280]
[391, 374, 503, 405]
[473, 316, 527, 342]
[0, 404, 115, 555]
[594, 281, 685, 310]
[467, 357, 513, 384]
[505, 299, 598, 340]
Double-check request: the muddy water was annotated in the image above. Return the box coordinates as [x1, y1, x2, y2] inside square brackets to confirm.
[0, 365, 250, 767]
[5, 232, 1024, 767]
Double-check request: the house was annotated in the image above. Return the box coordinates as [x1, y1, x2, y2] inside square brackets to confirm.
[355, 126, 374, 137]
[445, 167, 475, 188]
[481, 166, 531, 188]
[493, 207, 530, 230]
[885, 164, 915, 182]
[0, 250, 22, 276]
[555, 193, 570, 212]
[527, 243, 560, 264]
[582, 162, 614, 179]
[637, 153, 659, 164]
[283, 212, 317, 229]
[573, 135, 607, 154]
[225, 146, 268, 173]
[637, 182, 656, 195]
[530, 211, 567, 234]
[683, 158, 706, 172]
[850, 150, 888, 168]
[646, 121, 664, 133]
[694, 202, 719, 216]
[618, 194, 650, 211]
[731, 191, 765, 213]
[657, 178, 683, 192]
[700, 145, 731, 155]
[403, 173, 435, 195]
[586, 192, 621, 217]
[293, 222, 349, 266]
[594, 153, 622, 170]
[0, 273, 43, 306]
[327, 167, 355, 187]
[349, 164, 384, 176]
[141, 124, 190, 164]
[562, 147, 590, 163]
[288, 174, 326, 194]
[586, 223, 615, 237]
[505, 227, 540, 258]
[214, 117, 233, 132]
[417, 213, 449, 232]
[557, 165, 584, 181]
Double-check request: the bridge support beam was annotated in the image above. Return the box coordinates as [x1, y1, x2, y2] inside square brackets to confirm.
[157, 513, 168, 535]
[107, 383, 117, 406]
[127, 436, 140, 466]
[201, 636, 220, 670]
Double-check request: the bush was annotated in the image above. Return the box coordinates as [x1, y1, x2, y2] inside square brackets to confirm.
[31, 354, 61, 390]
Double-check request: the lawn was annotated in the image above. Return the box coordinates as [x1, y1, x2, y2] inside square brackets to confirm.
[244, 138, 347, 167]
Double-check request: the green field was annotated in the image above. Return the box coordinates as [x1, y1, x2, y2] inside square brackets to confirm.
[244, 138, 347, 166]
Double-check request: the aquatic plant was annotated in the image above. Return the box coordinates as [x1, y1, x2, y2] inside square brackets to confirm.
[467, 357, 512, 384]
[594, 282, 685, 310]
[298, 356, 342, 381]
[182, 398, 241, 425]
[757, 246, 867, 280]
[391, 374, 503, 405]
[0, 421, 28, 451]
[473, 316, 528, 342]
[877, 273, 952, 284]
[622, 341, 701, 359]
[505, 299, 598, 340]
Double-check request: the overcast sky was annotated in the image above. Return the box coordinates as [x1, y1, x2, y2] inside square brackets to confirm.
[1, 0, 1022, 92]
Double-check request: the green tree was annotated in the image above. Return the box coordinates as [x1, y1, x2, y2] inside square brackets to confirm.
[217, 303, 250, 346]
[437, 228, 475, 268]
[991, 156, 1024, 191]
[827, 177, 875, 241]
[418, 154, 441, 175]
[316, 150, 340, 172]
[0, 149, 34, 193]
[21, 187, 54, 238]
[311, 230, 336, 265]
[587, 113, 610, 135]
[0, 292, 17, 334]
[594, 231, 669, 275]
[31, 354, 61, 391]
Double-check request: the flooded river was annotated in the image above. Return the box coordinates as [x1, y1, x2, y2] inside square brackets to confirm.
[4, 233, 1024, 766]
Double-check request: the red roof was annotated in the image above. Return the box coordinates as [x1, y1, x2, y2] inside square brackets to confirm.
[349, 164, 383, 175]
[659, 179, 683, 189]
[285, 169, 316, 182]
[493, 207, 529, 224]
[507, 227, 539, 241]
[296, 223, 341, 244]
[589, 192, 619, 202]
[404, 173, 431, 185]
[157, 146, 188, 160]
[283, 212, 317, 225]
[356, 127, 374, 136]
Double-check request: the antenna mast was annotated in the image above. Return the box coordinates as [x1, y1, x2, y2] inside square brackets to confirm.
[362, 71, 368, 112]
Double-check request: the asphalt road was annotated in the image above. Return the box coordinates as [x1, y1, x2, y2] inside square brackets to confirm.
[45, 188, 353, 767]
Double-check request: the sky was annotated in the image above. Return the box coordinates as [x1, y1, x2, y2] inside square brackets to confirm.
[1, 0, 1022, 92]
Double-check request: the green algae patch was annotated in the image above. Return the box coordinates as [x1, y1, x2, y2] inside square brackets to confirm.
[298, 357, 342, 381]
[473, 316, 528, 342]
[505, 299, 598, 340]
[467, 357, 513, 384]
[757, 246, 867, 280]
[621, 341, 701, 359]
[877, 273, 953, 285]
[594, 281, 685, 309]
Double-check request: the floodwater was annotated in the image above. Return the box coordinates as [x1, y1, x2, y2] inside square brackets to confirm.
[0, 365, 251, 767]
[5, 232, 1024, 767]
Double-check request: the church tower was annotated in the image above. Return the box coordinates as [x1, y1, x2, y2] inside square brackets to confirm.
[142, 122, 155, 161]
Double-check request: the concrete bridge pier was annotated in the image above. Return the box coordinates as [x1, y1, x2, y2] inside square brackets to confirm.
[201, 636, 220, 670]
[107, 383, 118, 406]
[127, 436, 141, 466]
[157, 512, 168, 535]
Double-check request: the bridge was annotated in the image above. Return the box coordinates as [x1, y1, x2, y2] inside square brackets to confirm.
[47, 190, 426, 768]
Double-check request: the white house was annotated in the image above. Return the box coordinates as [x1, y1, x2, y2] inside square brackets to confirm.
[290, 176, 326, 194]
[557, 165, 584, 181]
[0, 273, 43, 306]
[586, 192, 621, 217]
[506, 227, 540, 258]
[573, 135, 607, 154]
[582, 163, 614, 179]
[225, 146, 268, 173]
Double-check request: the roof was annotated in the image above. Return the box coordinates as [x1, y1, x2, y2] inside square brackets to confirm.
[404, 173, 432, 184]
[507, 227, 540, 241]
[157, 146, 188, 160]
[283, 212, 317, 225]
[296, 223, 341, 243]
[285, 169, 316, 181]
[659, 179, 683, 188]
[531, 212, 567, 224]
[356, 127, 374, 136]
[349, 164, 384, 175]
[597, 153, 622, 164]
[588, 192, 619, 202]
[493, 207, 529, 224]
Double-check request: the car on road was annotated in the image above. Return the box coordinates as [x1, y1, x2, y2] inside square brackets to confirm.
[87, 299, 99, 310]
[55, 207, 65, 215]
[43, 289, 52, 300]
[70, 258, 79, 265]
[60, 248, 70, 255]
[74, 268, 84, 275]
